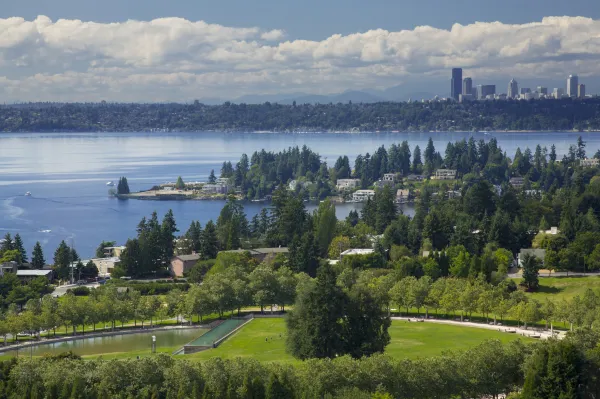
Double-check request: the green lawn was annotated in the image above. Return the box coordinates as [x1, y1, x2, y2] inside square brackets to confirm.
[511, 276, 600, 302]
[190, 318, 531, 363]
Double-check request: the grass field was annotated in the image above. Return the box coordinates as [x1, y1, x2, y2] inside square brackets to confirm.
[511, 276, 600, 302]
[190, 318, 531, 363]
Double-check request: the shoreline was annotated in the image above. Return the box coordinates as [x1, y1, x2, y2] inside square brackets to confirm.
[1, 129, 598, 134]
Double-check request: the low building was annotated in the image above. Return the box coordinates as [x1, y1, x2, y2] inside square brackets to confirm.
[539, 226, 560, 235]
[16, 269, 53, 282]
[170, 254, 202, 277]
[406, 174, 425, 182]
[352, 190, 375, 202]
[434, 169, 457, 180]
[336, 179, 361, 191]
[340, 249, 375, 258]
[396, 189, 410, 203]
[518, 248, 546, 267]
[580, 158, 600, 168]
[216, 177, 230, 185]
[510, 177, 524, 189]
[92, 257, 121, 277]
[447, 190, 462, 199]
[202, 183, 229, 194]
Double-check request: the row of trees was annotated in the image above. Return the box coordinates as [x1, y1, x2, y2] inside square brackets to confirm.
[1, 335, 598, 398]
[4, 98, 600, 132]
[0, 233, 45, 268]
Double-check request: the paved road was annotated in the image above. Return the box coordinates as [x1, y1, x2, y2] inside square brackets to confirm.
[53, 283, 100, 297]
[508, 271, 600, 279]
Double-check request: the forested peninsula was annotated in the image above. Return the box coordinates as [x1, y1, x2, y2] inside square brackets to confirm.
[2, 99, 600, 132]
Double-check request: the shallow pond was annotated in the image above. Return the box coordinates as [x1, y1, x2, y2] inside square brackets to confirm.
[2, 328, 205, 357]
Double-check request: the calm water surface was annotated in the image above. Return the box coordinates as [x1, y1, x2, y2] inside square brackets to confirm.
[0, 131, 598, 257]
[3, 328, 204, 357]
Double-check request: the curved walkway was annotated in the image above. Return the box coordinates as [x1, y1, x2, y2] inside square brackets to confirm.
[0, 323, 209, 354]
[391, 316, 565, 340]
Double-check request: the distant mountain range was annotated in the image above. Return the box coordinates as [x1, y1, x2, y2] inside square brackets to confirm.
[199, 86, 437, 105]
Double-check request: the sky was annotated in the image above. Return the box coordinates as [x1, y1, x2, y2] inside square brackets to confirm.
[1, 0, 600, 102]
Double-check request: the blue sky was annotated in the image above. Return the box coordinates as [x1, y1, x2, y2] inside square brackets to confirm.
[1, 0, 600, 101]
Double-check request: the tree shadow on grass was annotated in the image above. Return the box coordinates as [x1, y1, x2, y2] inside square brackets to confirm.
[536, 285, 562, 294]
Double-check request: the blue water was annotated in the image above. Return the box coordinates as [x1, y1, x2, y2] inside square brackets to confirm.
[0, 131, 598, 258]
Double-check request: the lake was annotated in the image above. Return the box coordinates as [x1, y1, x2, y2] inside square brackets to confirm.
[2, 328, 205, 357]
[0, 131, 598, 258]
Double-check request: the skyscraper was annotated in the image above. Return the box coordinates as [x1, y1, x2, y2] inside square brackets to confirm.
[476, 85, 496, 100]
[451, 68, 463, 100]
[537, 86, 548, 95]
[567, 75, 579, 97]
[463, 77, 472, 99]
[578, 84, 586, 98]
[508, 79, 518, 99]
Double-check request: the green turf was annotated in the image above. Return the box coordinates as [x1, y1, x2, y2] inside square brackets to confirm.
[511, 276, 600, 302]
[190, 318, 531, 363]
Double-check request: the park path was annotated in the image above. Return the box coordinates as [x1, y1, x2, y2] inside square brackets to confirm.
[391, 316, 565, 340]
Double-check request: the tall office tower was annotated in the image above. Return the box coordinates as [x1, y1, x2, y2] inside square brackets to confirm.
[578, 84, 586, 98]
[477, 85, 496, 100]
[553, 88, 564, 99]
[537, 86, 548, 95]
[451, 68, 463, 100]
[567, 75, 579, 97]
[508, 79, 519, 99]
[463, 77, 472, 99]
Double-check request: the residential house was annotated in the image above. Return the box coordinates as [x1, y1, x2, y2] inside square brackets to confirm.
[539, 226, 560, 235]
[446, 190, 462, 199]
[336, 179, 361, 191]
[406, 174, 425, 182]
[580, 158, 600, 168]
[518, 248, 546, 267]
[340, 249, 375, 258]
[352, 190, 375, 202]
[434, 169, 457, 180]
[0, 262, 17, 277]
[383, 173, 399, 182]
[17, 269, 53, 282]
[510, 177, 524, 189]
[396, 189, 410, 203]
[170, 254, 202, 277]
[202, 183, 229, 194]
[92, 257, 121, 277]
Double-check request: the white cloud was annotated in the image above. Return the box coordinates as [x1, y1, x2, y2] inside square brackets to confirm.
[0, 15, 599, 101]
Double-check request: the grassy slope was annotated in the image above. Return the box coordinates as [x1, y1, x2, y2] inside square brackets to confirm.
[511, 276, 600, 302]
[190, 318, 531, 363]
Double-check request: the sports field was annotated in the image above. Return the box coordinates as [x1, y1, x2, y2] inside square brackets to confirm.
[190, 318, 531, 362]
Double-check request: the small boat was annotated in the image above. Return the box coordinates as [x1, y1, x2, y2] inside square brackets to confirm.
[25, 192, 31, 196]
[106, 181, 114, 186]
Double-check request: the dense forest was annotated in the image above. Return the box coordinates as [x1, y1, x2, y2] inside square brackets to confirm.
[2, 99, 600, 132]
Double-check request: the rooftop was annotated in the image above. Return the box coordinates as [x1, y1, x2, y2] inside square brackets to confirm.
[17, 270, 53, 276]
[174, 254, 202, 262]
[341, 249, 375, 256]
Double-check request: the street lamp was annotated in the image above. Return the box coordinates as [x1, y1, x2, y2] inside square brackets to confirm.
[151, 335, 156, 354]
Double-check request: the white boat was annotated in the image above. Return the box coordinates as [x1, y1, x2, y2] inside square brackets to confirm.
[106, 181, 114, 186]
[25, 192, 31, 196]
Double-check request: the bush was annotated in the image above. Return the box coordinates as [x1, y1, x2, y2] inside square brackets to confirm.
[105, 280, 190, 295]
[67, 286, 91, 296]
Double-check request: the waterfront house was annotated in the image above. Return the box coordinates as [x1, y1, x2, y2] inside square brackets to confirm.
[202, 183, 229, 194]
[396, 189, 410, 203]
[352, 190, 375, 202]
[336, 179, 361, 191]
[170, 254, 202, 277]
[383, 173, 399, 182]
[434, 169, 457, 180]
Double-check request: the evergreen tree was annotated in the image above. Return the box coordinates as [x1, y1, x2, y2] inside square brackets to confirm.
[313, 199, 337, 257]
[0, 233, 13, 254]
[412, 145, 423, 173]
[265, 373, 290, 399]
[161, 209, 178, 265]
[186, 221, 203, 253]
[216, 195, 247, 250]
[201, 220, 219, 259]
[521, 253, 540, 291]
[577, 135, 586, 160]
[117, 177, 130, 195]
[208, 169, 216, 184]
[31, 242, 46, 269]
[346, 210, 359, 227]
[54, 240, 72, 280]
[175, 176, 185, 190]
[374, 185, 397, 234]
[12, 234, 27, 265]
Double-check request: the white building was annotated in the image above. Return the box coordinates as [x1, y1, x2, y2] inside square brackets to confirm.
[202, 183, 229, 194]
[553, 88, 564, 99]
[539, 226, 560, 235]
[336, 179, 361, 190]
[352, 190, 375, 202]
[340, 249, 375, 258]
[434, 169, 457, 180]
[580, 158, 600, 168]
[508, 79, 519, 99]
